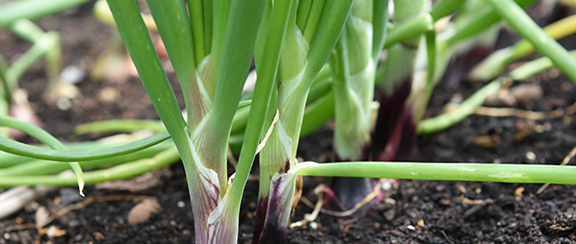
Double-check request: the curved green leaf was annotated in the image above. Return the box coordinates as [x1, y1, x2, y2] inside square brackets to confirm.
[0, 131, 170, 161]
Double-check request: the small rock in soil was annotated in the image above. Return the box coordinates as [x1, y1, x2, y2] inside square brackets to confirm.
[127, 198, 162, 225]
[510, 83, 543, 108]
[485, 88, 518, 107]
[45, 225, 67, 238]
[60, 65, 86, 85]
[97, 87, 120, 104]
[35, 206, 49, 229]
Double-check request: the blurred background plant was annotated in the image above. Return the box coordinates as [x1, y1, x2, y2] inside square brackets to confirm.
[0, 0, 93, 138]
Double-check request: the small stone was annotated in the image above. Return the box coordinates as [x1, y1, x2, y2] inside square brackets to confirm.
[417, 219, 425, 227]
[127, 199, 162, 225]
[526, 151, 536, 161]
[514, 187, 525, 197]
[510, 84, 543, 106]
[56, 97, 71, 110]
[309, 222, 318, 230]
[382, 181, 392, 191]
[60, 65, 85, 85]
[177, 201, 185, 208]
[35, 206, 50, 229]
[46, 225, 67, 238]
[484, 89, 517, 107]
[98, 87, 120, 103]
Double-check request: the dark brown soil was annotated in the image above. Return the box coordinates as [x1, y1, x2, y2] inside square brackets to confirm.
[2, 1, 576, 244]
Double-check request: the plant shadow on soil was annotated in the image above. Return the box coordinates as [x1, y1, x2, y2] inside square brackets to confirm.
[2, 2, 576, 243]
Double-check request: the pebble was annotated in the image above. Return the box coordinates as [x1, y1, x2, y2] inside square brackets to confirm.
[98, 87, 120, 103]
[56, 97, 71, 110]
[46, 225, 66, 238]
[484, 83, 543, 108]
[127, 199, 162, 225]
[60, 65, 85, 84]
[382, 181, 392, 191]
[35, 206, 49, 229]
[510, 83, 543, 105]
[526, 151, 536, 161]
[309, 222, 318, 230]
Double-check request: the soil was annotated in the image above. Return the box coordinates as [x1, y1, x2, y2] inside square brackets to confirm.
[1, 1, 576, 243]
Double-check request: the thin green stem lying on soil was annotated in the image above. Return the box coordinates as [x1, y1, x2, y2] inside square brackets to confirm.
[295, 162, 576, 185]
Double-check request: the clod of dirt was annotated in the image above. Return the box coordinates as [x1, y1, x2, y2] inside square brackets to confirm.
[127, 198, 162, 225]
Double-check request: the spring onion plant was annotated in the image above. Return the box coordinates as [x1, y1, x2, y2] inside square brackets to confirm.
[3, 0, 576, 243]
[325, 0, 389, 214]
[252, 1, 354, 242]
